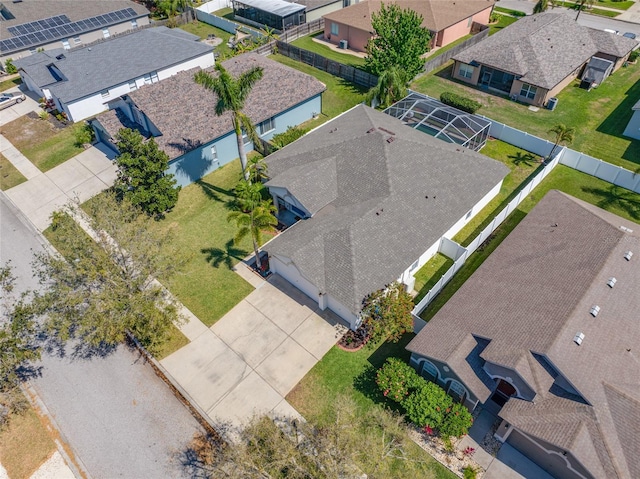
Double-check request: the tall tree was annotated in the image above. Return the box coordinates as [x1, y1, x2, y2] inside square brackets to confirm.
[246, 155, 269, 183]
[365, 3, 431, 80]
[32, 193, 183, 355]
[366, 66, 408, 109]
[194, 64, 264, 181]
[227, 197, 277, 272]
[114, 128, 180, 217]
[547, 124, 575, 159]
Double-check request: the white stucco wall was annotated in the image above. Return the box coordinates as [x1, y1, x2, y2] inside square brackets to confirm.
[443, 180, 503, 240]
[270, 254, 320, 300]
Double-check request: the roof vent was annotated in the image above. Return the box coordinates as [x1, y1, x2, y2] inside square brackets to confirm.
[574, 332, 585, 345]
[606, 277, 617, 288]
[590, 305, 600, 317]
[624, 251, 633, 261]
[386, 137, 395, 143]
[366, 128, 375, 134]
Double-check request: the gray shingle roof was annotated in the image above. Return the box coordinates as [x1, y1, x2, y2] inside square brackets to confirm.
[263, 104, 509, 315]
[454, 12, 637, 90]
[98, 53, 326, 160]
[0, 0, 148, 44]
[407, 190, 640, 479]
[15, 27, 211, 103]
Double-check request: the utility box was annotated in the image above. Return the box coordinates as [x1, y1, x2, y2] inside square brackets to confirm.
[339, 39, 348, 49]
[547, 97, 558, 111]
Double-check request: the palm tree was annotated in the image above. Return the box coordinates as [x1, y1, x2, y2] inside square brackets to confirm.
[227, 199, 277, 271]
[234, 179, 265, 212]
[547, 124, 575, 160]
[533, 0, 549, 14]
[575, 0, 594, 21]
[366, 67, 408, 109]
[194, 64, 264, 181]
[246, 155, 269, 183]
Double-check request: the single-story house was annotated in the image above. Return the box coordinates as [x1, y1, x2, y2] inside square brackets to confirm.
[452, 12, 638, 107]
[90, 53, 325, 187]
[263, 104, 509, 329]
[623, 98, 640, 140]
[322, 0, 494, 52]
[15, 27, 214, 123]
[407, 190, 640, 479]
[0, 0, 149, 67]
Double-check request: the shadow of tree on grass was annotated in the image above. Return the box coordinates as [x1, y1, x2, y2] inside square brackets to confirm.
[201, 239, 248, 270]
[509, 151, 536, 167]
[581, 185, 640, 221]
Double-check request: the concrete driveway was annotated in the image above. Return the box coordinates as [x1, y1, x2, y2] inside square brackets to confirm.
[0, 84, 40, 126]
[161, 273, 347, 431]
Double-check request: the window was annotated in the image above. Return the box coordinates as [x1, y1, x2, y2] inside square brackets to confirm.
[447, 380, 468, 404]
[131, 19, 138, 28]
[459, 64, 474, 79]
[241, 130, 251, 146]
[259, 117, 275, 135]
[102, 28, 110, 38]
[73, 36, 81, 44]
[129, 80, 137, 91]
[331, 22, 339, 36]
[101, 90, 109, 98]
[61, 38, 70, 50]
[143, 72, 159, 85]
[210, 145, 218, 160]
[520, 83, 537, 100]
[421, 361, 439, 382]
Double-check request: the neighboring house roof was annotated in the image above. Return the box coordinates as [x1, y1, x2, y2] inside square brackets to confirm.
[323, 0, 494, 33]
[0, 0, 148, 55]
[14, 27, 211, 104]
[97, 53, 326, 160]
[237, 0, 306, 16]
[454, 12, 637, 90]
[407, 190, 640, 479]
[264, 104, 508, 315]
[294, 0, 342, 11]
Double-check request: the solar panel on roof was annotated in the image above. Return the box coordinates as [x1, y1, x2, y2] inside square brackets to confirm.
[1, 8, 140, 54]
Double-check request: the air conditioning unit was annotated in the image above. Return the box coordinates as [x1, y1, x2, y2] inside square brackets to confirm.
[339, 39, 348, 49]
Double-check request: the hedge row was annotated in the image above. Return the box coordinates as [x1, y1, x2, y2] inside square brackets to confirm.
[440, 92, 482, 114]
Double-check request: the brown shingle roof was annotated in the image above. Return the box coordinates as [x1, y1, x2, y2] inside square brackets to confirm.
[323, 0, 494, 33]
[99, 53, 325, 160]
[407, 190, 640, 479]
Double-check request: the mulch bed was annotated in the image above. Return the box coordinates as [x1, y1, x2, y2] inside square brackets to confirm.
[337, 324, 371, 352]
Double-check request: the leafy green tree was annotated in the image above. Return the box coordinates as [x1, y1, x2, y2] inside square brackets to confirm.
[533, 0, 549, 14]
[361, 281, 414, 343]
[547, 124, 575, 160]
[376, 357, 422, 401]
[0, 264, 39, 429]
[33, 193, 183, 355]
[440, 403, 474, 438]
[365, 3, 431, 80]
[114, 128, 180, 217]
[194, 64, 264, 181]
[4, 58, 17, 74]
[366, 66, 408, 109]
[227, 196, 277, 272]
[403, 381, 453, 431]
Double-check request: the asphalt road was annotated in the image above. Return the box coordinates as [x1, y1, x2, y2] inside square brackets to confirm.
[0, 193, 202, 479]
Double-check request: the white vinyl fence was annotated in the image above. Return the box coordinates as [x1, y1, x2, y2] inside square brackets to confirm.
[559, 149, 640, 194]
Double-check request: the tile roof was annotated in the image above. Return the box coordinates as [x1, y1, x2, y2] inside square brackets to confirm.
[454, 12, 637, 90]
[264, 104, 508, 315]
[407, 190, 640, 479]
[103, 53, 325, 160]
[15, 27, 212, 103]
[0, 0, 148, 48]
[323, 0, 494, 33]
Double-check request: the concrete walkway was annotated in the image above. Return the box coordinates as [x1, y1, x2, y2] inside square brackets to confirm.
[4, 142, 116, 231]
[0, 133, 40, 179]
[617, 1, 640, 22]
[161, 271, 347, 432]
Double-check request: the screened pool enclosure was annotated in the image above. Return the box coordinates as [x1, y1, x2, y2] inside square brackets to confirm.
[383, 92, 491, 151]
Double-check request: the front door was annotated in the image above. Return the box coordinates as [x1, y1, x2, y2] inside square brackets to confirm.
[480, 70, 491, 87]
[490, 379, 517, 407]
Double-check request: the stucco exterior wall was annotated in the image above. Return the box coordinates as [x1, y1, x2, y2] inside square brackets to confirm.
[452, 60, 481, 86]
[323, 21, 370, 52]
[483, 361, 536, 401]
[270, 255, 320, 301]
[307, 1, 343, 22]
[437, 7, 491, 47]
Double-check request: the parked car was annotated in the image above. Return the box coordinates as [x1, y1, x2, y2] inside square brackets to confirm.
[623, 32, 637, 40]
[604, 29, 619, 35]
[0, 92, 26, 110]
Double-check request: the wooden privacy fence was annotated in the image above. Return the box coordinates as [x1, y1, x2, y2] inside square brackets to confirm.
[421, 26, 489, 75]
[279, 18, 324, 43]
[277, 41, 378, 88]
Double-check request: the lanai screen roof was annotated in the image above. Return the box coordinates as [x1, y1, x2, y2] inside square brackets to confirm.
[383, 92, 491, 151]
[234, 0, 306, 16]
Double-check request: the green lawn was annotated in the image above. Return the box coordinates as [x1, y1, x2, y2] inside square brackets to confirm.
[413, 253, 453, 302]
[146, 160, 255, 327]
[0, 153, 27, 190]
[411, 61, 640, 171]
[489, 14, 519, 35]
[291, 32, 367, 69]
[287, 335, 456, 479]
[418, 165, 640, 321]
[269, 53, 368, 129]
[179, 20, 234, 57]
[0, 75, 21, 93]
[493, 7, 526, 17]
[593, 0, 635, 9]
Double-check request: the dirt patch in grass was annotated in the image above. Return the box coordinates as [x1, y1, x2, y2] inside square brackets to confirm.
[0, 402, 56, 479]
[0, 153, 27, 190]
[0, 114, 83, 172]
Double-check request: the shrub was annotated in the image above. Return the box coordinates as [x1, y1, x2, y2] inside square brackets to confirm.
[440, 403, 474, 438]
[74, 123, 95, 147]
[271, 125, 309, 149]
[4, 58, 17, 74]
[403, 381, 453, 430]
[38, 110, 49, 120]
[629, 50, 639, 63]
[361, 281, 414, 343]
[463, 465, 478, 479]
[489, 12, 500, 23]
[376, 357, 422, 402]
[440, 92, 482, 114]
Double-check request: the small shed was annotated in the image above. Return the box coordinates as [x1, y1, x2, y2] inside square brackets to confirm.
[383, 92, 491, 151]
[581, 56, 614, 88]
[232, 0, 306, 31]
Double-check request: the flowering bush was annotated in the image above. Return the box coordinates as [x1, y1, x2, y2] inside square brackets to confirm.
[440, 403, 474, 438]
[376, 357, 422, 402]
[403, 382, 453, 430]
